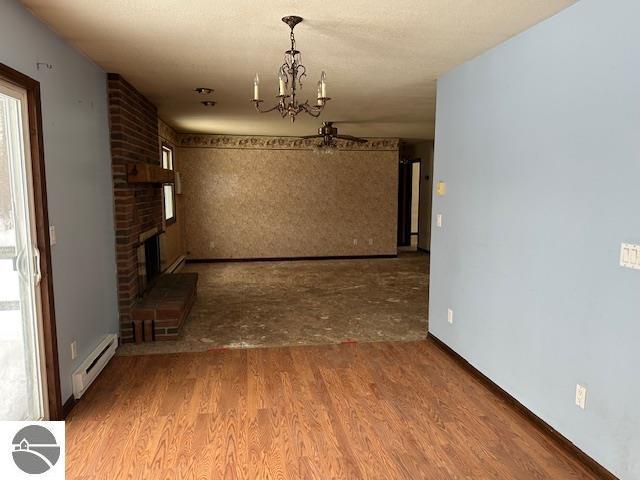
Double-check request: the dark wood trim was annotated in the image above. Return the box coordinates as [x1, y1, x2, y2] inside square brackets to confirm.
[0, 63, 63, 420]
[186, 254, 398, 264]
[62, 395, 76, 419]
[417, 246, 430, 254]
[427, 333, 619, 480]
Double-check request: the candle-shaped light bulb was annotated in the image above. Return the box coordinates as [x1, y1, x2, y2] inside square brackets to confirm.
[278, 70, 286, 96]
[253, 74, 260, 100]
[317, 81, 323, 105]
[320, 71, 327, 98]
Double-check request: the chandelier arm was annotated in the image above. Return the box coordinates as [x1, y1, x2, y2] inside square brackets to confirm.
[297, 64, 306, 87]
[300, 102, 324, 118]
[252, 100, 284, 114]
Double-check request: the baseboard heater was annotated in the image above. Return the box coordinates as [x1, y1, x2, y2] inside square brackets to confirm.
[72, 333, 118, 399]
[167, 254, 186, 273]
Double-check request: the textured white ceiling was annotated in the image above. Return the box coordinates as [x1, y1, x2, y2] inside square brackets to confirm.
[21, 0, 576, 139]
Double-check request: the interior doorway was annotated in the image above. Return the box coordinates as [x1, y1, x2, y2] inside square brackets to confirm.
[398, 142, 434, 252]
[410, 159, 421, 248]
[398, 157, 422, 250]
[0, 64, 61, 420]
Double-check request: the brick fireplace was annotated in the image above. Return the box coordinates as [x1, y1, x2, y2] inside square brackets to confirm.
[109, 74, 197, 344]
[108, 73, 164, 342]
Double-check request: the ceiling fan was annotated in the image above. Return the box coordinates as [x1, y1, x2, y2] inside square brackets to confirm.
[300, 121, 368, 149]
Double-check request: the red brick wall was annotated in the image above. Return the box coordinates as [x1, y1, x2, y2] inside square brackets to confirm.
[108, 73, 163, 342]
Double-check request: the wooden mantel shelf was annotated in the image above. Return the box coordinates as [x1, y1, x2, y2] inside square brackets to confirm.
[127, 162, 175, 184]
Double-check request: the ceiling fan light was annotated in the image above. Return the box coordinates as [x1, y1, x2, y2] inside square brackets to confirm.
[313, 141, 337, 155]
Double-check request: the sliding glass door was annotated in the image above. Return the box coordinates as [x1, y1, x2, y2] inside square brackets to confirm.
[0, 79, 47, 420]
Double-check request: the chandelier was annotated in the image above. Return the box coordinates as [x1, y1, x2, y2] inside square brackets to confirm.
[251, 16, 330, 122]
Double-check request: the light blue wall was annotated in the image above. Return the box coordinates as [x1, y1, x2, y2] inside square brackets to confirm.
[0, 0, 118, 403]
[431, 0, 640, 478]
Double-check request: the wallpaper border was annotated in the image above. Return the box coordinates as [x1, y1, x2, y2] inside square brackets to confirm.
[158, 118, 179, 145]
[177, 134, 399, 151]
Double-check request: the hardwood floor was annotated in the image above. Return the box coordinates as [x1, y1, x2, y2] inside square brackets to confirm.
[66, 340, 599, 479]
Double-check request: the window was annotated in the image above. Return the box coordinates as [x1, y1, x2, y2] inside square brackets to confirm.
[161, 144, 176, 224]
[162, 144, 173, 170]
[163, 184, 175, 222]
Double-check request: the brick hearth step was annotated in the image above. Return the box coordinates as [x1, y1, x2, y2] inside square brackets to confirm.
[130, 272, 198, 343]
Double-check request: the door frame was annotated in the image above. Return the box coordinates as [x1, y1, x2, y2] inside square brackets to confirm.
[409, 158, 421, 239]
[0, 63, 62, 420]
[397, 156, 421, 247]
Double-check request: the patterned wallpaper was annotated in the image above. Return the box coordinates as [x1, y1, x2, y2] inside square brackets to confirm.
[178, 136, 399, 259]
[158, 118, 179, 145]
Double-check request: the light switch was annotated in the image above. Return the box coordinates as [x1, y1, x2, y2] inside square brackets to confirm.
[575, 384, 587, 410]
[436, 181, 447, 196]
[49, 226, 56, 246]
[620, 243, 640, 269]
[436, 214, 443, 228]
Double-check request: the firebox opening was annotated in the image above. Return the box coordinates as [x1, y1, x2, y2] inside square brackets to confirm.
[145, 235, 161, 287]
[137, 228, 163, 296]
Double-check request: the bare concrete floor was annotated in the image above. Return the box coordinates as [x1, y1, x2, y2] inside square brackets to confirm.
[117, 252, 429, 356]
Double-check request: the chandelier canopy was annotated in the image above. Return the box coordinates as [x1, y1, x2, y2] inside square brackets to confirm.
[251, 16, 330, 122]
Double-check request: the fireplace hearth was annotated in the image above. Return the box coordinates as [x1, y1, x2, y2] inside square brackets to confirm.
[131, 226, 198, 343]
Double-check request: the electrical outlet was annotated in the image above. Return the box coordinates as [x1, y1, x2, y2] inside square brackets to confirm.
[209, 241, 215, 249]
[447, 308, 453, 324]
[353, 239, 358, 246]
[575, 384, 587, 410]
[368, 239, 374, 246]
[436, 214, 443, 228]
[70, 341, 78, 360]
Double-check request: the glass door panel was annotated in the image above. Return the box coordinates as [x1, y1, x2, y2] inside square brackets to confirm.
[0, 80, 46, 420]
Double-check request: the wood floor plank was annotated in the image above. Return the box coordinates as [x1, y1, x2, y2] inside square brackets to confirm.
[66, 341, 604, 480]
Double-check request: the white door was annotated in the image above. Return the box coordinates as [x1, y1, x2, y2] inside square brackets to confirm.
[0, 79, 48, 420]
